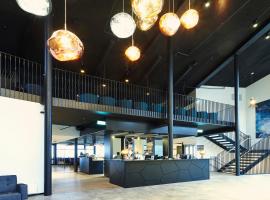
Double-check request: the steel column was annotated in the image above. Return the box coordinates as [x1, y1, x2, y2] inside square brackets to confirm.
[167, 37, 174, 159]
[44, 16, 52, 196]
[53, 144, 57, 165]
[74, 138, 78, 172]
[234, 54, 241, 176]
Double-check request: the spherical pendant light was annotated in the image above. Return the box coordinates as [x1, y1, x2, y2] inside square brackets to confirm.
[110, 12, 136, 38]
[180, 9, 199, 29]
[136, 15, 158, 31]
[125, 45, 141, 62]
[16, 0, 52, 16]
[47, 30, 84, 62]
[159, 13, 180, 36]
[131, 0, 164, 19]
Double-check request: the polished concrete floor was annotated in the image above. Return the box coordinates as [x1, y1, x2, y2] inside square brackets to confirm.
[30, 166, 270, 200]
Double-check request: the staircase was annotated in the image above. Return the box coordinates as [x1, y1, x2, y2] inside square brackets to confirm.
[218, 137, 270, 174]
[205, 132, 250, 151]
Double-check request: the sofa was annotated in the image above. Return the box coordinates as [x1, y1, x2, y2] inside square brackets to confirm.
[0, 175, 28, 200]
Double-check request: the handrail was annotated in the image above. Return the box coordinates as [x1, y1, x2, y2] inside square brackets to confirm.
[214, 131, 251, 170]
[0, 51, 236, 125]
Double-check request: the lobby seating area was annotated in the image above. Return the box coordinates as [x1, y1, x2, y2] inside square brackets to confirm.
[0, 175, 28, 200]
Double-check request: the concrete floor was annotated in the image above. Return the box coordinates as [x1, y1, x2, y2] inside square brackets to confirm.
[30, 166, 270, 200]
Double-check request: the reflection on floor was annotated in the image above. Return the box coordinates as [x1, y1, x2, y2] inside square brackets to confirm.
[30, 167, 270, 200]
[52, 166, 118, 193]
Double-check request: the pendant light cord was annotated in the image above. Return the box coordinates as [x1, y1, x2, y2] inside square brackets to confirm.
[131, 7, 134, 46]
[64, 0, 67, 30]
[123, 0, 125, 12]
[189, 0, 191, 10]
[173, 0, 175, 12]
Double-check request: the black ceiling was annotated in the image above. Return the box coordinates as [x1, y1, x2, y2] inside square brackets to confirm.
[0, 0, 270, 93]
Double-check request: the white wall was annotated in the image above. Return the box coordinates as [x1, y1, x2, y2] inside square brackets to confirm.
[0, 96, 44, 194]
[195, 86, 247, 133]
[195, 74, 270, 145]
[52, 125, 80, 144]
[174, 137, 224, 159]
[246, 75, 270, 144]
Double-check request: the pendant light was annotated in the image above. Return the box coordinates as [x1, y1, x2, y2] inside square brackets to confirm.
[125, 11, 141, 62]
[47, 0, 84, 62]
[110, 0, 136, 38]
[16, 0, 52, 16]
[159, 0, 180, 37]
[136, 15, 158, 31]
[180, 0, 199, 30]
[131, 0, 164, 19]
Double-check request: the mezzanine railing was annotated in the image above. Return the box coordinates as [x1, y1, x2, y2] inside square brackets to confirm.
[0, 51, 235, 126]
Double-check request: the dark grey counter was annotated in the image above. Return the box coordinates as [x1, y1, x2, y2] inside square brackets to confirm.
[108, 159, 209, 188]
[79, 157, 104, 174]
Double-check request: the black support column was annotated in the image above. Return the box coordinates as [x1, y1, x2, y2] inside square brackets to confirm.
[234, 54, 240, 176]
[74, 138, 78, 172]
[44, 16, 52, 196]
[167, 37, 174, 159]
[53, 144, 57, 165]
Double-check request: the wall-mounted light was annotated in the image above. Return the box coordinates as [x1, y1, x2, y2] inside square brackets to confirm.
[249, 97, 257, 108]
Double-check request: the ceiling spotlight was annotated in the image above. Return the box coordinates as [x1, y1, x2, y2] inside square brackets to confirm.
[80, 69, 85, 74]
[146, 92, 150, 96]
[250, 72, 255, 75]
[102, 84, 107, 88]
[125, 45, 141, 62]
[204, 1, 211, 8]
[265, 32, 270, 40]
[110, 12, 136, 38]
[16, 0, 52, 16]
[159, 12, 181, 36]
[252, 20, 259, 28]
[125, 79, 129, 83]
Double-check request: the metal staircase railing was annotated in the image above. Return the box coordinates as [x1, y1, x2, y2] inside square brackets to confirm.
[240, 136, 270, 174]
[212, 131, 251, 171]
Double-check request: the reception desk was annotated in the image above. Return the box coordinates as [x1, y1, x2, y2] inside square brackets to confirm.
[108, 159, 209, 188]
[80, 157, 104, 174]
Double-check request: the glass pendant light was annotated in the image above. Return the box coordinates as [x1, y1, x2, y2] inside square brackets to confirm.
[125, 11, 141, 62]
[159, 0, 180, 36]
[131, 0, 164, 19]
[110, 0, 136, 38]
[16, 0, 52, 16]
[47, 0, 84, 62]
[181, 0, 199, 29]
[136, 15, 158, 31]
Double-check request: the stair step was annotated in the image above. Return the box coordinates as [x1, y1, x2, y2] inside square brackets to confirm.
[208, 135, 220, 138]
[220, 141, 231, 144]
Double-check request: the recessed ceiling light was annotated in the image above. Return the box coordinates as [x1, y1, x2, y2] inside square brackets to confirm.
[102, 84, 106, 88]
[204, 1, 211, 8]
[265, 32, 270, 40]
[252, 20, 259, 28]
[80, 69, 85, 74]
[125, 79, 129, 83]
[251, 72, 255, 75]
[146, 92, 150, 96]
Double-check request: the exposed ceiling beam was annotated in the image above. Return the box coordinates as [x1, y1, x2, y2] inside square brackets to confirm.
[140, 55, 163, 82]
[196, 19, 270, 88]
[174, 61, 198, 87]
[95, 39, 116, 75]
